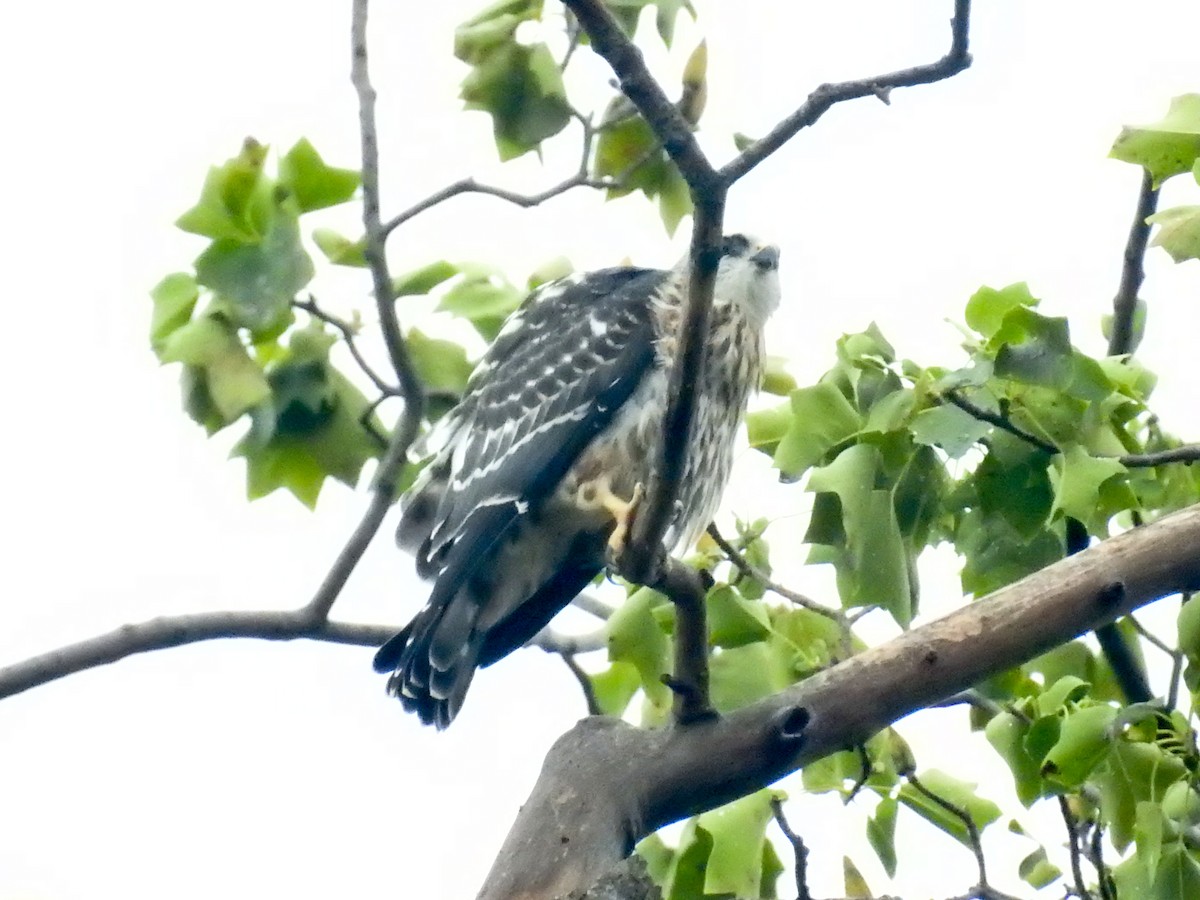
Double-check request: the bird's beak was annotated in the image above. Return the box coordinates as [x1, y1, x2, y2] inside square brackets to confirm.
[751, 245, 780, 271]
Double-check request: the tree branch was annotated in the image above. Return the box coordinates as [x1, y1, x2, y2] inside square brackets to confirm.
[293, 294, 398, 397]
[1107, 168, 1160, 358]
[477, 501, 1200, 899]
[0, 612, 394, 700]
[719, 0, 973, 185]
[351, 0, 425, 442]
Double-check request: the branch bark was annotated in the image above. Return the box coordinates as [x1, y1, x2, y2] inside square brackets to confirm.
[478, 502, 1200, 900]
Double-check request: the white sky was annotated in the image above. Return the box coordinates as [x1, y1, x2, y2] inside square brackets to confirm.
[1, 1, 1197, 898]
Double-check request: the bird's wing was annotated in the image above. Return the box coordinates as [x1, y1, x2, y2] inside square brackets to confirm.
[401, 266, 667, 572]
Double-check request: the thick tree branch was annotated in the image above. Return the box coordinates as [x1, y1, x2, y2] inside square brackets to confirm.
[719, 0, 973, 185]
[478, 502, 1200, 900]
[0, 613, 393, 700]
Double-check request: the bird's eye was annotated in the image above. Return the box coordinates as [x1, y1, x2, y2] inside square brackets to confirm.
[720, 234, 750, 258]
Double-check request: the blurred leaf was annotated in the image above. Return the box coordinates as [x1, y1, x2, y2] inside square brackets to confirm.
[866, 796, 898, 877]
[195, 206, 313, 336]
[678, 40, 707, 125]
[159, 314, 271, 422]
[588, 660, 641, 717]
[437, 272, 524, 339]
[1148, 204, 1200, 263]
[460, 40, 572, 160]
[149, 272, 199, 351]
[175, 138, 271, 242]
[1110, 93, 1200, 186]
[911, 404, 991, 458]
[1179, 595, 1200, 662]
[395, 260, 460, 297]
[964, 282, 1038, 339]
[454, 0, 541, 63]
[526, 256, 573, 289]
[706, 584, 771, 649]
[1095, 740, 1189, 851]
[843, 856, 872, 898]
[406, 328, 474, 395]
[277, 138, 359, 212]
[761, 355, 796, 396]
[311, 228, 367, 268]
[1018, 846, 1062, 889]
[657, 164, 692, 235]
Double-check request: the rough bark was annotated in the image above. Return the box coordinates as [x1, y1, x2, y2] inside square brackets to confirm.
[478, 502, 1200, 900]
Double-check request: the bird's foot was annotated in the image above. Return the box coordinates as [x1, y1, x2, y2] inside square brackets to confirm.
[605, 481, 644, 556]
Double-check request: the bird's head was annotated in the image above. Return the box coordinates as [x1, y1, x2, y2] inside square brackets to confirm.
[709, 233, 781, 328]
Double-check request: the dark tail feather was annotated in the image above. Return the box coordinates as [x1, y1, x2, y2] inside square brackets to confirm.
[373, 621, 414, 673]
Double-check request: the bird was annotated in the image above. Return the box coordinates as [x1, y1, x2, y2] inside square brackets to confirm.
[373, 234, 781, 728]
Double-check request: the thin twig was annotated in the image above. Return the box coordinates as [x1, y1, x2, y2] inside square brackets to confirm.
[1107, 168, 1160, 358]
[1058, 795, 1093, 900]
[770, 798, 811, 900]
[907, 773, 990, 893]
[1086, 821, 1115, 900]
[943, 391, 1056, 454]
[706, 524, 841, 619]
[1118, 445, 1200, 467]
[559, 652, 601, 715]
[0, 612, 394, 700]
[293, 295, 398, 397]
[719, 0, 972, 185]
[351, 0, 426, 439]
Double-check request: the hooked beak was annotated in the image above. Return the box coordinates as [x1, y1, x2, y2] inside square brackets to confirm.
[751, 245, 780, 272]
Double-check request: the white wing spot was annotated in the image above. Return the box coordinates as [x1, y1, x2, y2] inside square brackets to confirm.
[588, 314, 608, 338]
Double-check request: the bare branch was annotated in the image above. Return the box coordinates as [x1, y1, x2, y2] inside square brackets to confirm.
[943, 390, 1057, 454]
[770, 798, 812, 900]
[527, 627, 607, 656]
[0, 612, 393, 700]
[707, 524, 841, 620]
[293, 295, 397, 397]
[720, 0, 973, 185]
[351, 0, 425, 430]
[1059, 795, 1093, 900]
[1119, 445, 1200, 468]
[559, 652, 602, 717]
[906, 773, 991, 895]
[1107, 168, 1160, 357]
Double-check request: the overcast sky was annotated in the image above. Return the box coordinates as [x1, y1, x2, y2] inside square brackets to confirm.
[1, 2, 1198, 898]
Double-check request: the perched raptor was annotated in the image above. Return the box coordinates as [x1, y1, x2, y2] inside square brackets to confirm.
[374, 234, 781, 727]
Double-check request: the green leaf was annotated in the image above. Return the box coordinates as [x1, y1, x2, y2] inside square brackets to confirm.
[1148, 204, 1200, 263]
[606, 587, 671, 709]
[195, 207, 313, 336]
[992, 307, 1075, 390]
[745, 401, 792, 453]
[159, 315, 271, 422]
[394, 260, 460, 297]
[1095, 740, 1189, 852]
[311, 228, 367, 268]
[956, 511, 1062, 596]
[1179, 595, 1200, 662]
[709, 642, 792, 713]
[985, 711, 1044, 806]
[1018, 847, 1062, 889]
[774, 381, 862, 478]
[898, 770, 1001, 847]
[843, 856, 872, 899]
[454, 0, 540, 63]
[526, 256, 573, 289]
[1110, 94, 1200, 186]
[1114, 841, 1200, 900]
[657, 164, 692, 236]
[405, 328, 474, 395]
[1048, 444, 1129, 534]
[761, 355, 796, 396]
[588, 660, 641, 717]
[277, 138, 359, 212]
[175, 138, 272, 242]
[964, 282, 1038, 338]
[706, 584, 771, 649]
[437, 272, 524, 339]
[807, 444, 913, 624]
[697, 790, 782, 897]
[1137, 800, 1166, 884]
[911, 403, 991, 458]
[149, 272, 199, 352]
[1041, 704, 1118, 789]
[460, 40, 572, 160]
[866, 796, 898, 877]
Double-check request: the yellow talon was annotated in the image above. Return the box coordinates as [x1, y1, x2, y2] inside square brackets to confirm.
[605, 481, 644, 555]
